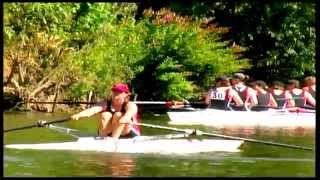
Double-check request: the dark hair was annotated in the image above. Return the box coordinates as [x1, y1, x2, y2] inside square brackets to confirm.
[232, 73, 249, 82]
[271, 81, 284, 90]
[215, 75, 230, 87]
[253, 80, 267, 90]
[287, 79, 300, 88]
[215, 75, 229, 82]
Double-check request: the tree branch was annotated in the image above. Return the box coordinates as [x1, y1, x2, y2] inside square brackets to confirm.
[28, 80, 55, 99]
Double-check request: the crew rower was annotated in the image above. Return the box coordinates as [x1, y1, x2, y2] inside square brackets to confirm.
[205, 75, 243, 110]
[251, 80, 278, 111]
[302, 76, 316, 99]
[269, 81, 295, 108]
[286, 79, 315, 109]
[230, 73, 258, 110]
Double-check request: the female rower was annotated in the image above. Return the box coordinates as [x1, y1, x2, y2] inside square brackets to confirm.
[251, 80, 278, 111]
[286, 80, 315, 109]
[230, 73, 258, 110]
[269, 81, 295, 108]
[205, 75, 243, 110]
[302, 76, 316, 99]
[71, 83, 140, 140]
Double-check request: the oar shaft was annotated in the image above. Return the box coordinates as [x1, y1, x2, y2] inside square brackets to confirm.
[135, 123, 193, 134]
[4, 117, 71, 133]
[4, 124, 37, 133]
[25, 101, 168, 105]
[199, 131, 314, 151]
[24, 101, 96, 105]
[133, 122, 314, 151]
[23, 101, 205, 105]
[45, 117, 71, 125]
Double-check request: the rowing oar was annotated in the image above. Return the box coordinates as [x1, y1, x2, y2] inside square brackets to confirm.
[4, 117, 71, 133]
[22, 101, 169, 105]
[133, 122, 314, 151]
[21, 100, 204, 105]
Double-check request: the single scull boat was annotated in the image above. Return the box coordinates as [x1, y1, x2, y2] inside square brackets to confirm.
[4, 124, 243, 154]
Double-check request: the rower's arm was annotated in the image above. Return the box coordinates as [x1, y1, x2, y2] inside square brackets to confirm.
[230, 90, 244, 106]
[269, 94, 278, 108]
[71, 106, 104, 120]
[112, 102, 138, 140]
[285, 92, 295, 107]
[204, 90, 212, 106]
[248, 88, 258, 105]
[305, 92, 316, 107]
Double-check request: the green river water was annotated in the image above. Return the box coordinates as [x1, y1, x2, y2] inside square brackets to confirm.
[3, 111, 315, 177]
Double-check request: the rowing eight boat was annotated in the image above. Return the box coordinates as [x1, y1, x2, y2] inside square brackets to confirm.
[167, 108, 315, 129]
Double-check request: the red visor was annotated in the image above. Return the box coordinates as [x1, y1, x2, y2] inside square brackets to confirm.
[111, 83, 130, 93]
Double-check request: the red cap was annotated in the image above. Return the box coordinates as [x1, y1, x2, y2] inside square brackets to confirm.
[111, 83, 130, 93]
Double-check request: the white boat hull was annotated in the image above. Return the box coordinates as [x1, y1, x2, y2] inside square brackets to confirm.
[167, 109, 315, 129]
[5, 136, 243, 154]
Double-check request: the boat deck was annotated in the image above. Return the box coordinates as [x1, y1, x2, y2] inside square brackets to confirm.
[167, 108, 315, 129]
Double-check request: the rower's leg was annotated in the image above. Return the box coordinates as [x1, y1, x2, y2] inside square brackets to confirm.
[111, 112, 131, 139]
[98, 112, 113, 137]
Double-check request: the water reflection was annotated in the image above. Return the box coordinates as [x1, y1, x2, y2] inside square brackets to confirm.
[74, 152, 136, 176]
[220, 126, 314, 138]
[221, 127, 255, 137]
[107, 153, 135, 177]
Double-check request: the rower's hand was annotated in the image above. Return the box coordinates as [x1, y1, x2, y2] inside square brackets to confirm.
[166, 100, 185, 109]
[71, 114, 80, 121]
[119, 118, 131, 124]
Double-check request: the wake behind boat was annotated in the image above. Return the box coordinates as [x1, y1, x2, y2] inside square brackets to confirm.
[167, 108, 315, 129]
[4, 136, 243, 154]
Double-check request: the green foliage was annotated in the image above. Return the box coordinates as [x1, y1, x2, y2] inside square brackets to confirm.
[4, 3, 249, 104]
[261, 3, 315, 81]
[4, 3, 77, 93]
[203, 2, 315, 82]
[65, 4, 147, 99]
[65, 7, 249, 101]
[132, 9, 249, 100]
